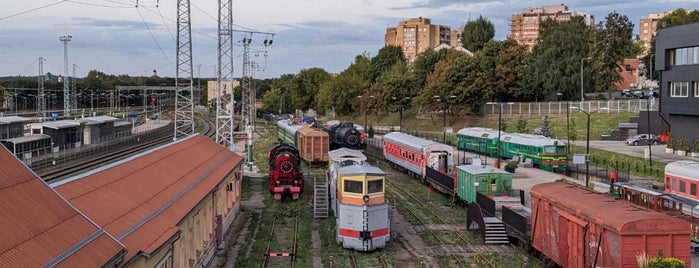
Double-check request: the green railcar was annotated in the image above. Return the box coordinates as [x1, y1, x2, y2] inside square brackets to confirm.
[499, 133, 567, 173]
[277, 119, 303, 146]
[456, 164, 513, 204]
[456, 127, 501, 157]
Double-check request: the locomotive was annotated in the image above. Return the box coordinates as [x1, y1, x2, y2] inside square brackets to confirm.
[323, 120, 366, 151]
[456, 127, 568, 173]
[267, 140, 304, 200]
[327, 148, 389, 251]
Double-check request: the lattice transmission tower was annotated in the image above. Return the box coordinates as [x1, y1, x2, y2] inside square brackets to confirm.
[175, 0, 194, 140]
[59, 35, 72, 116]
[216, 0, 234, 150]
[37, 57, 46, 120]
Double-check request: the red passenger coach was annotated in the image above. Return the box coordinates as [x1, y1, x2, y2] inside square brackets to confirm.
[664, 160, 699, 200]
[531, 182, 691, 268]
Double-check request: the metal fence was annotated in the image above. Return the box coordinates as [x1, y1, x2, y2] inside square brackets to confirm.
[483, 99, 657, 116]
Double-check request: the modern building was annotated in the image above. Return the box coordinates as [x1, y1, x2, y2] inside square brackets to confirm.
[52, 134, 243, 267]
[639, 12, 668, 55]
[510, 4, 594, 50]
[0, 145, 126, 267]
[385, 17, 452, 63]
[0, 115, 31, 139]
[655, 22, 699, 144]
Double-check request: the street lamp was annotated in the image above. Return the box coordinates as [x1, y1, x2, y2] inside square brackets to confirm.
[434, 95, 456, 143]
[357, 95, 374, 129]
[649, 54, 655, 88]
[392, 96, 411, 132]
[580, 57, 591, 102]
[571, 106, 606, 188]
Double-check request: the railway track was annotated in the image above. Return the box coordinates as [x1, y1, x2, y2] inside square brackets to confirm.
[41, 114, 216, 184]
[261, 217, 299, 268]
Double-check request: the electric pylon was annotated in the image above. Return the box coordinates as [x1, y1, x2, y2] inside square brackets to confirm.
[174, 0, 194, 140]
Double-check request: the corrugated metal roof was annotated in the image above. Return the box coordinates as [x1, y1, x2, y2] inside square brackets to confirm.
[40, 120, 82, 129]
[54, 134, 242, 263]
[665, 160, 699, 180]
[339, 164, 385, 176]
[0, 146, 124, 267]
[77, 116, 118, 125]
[457, 127, 503, 139]
[531, 182, 689, 233]
[0, 116, 32, 124]
[457, 164, 512, 175]
[328, 148, 366, 162]
[1, 134, 50, 143]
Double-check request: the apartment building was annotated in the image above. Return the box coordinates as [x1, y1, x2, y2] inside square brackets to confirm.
[510, 4, 594, 50]
[385, 17, 452, 63]
[655, 22, 699, 143]
[639, 12, 668, 55]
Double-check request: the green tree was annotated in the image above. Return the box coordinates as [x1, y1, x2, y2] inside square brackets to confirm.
[367, 46, 405, 83]
[412, 49, 451, 89]
[516, 116, 528, 133]
[316, 54, 371, 115]
[589, 12, 637, 96]
[461, 16, 495, 52]
[495, 39, 527, 101]
[288, 68, 331, 112]
[377, 62, 416, 118]
[523, 16, 590, 101]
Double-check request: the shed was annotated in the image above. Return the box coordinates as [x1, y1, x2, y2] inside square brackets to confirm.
[531, 182, 691, 268]
[456, 164, 513, 204]
[78, 116, 118, 144]
[31, 120, 83, 149]
[0, 115, 31, 139]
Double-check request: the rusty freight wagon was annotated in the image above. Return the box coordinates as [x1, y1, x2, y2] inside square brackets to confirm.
[530, 182, 691, 268]
[296, 127, 330, 164]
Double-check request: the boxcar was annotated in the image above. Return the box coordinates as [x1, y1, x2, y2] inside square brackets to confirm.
[499, 133, 567, 173]
[456, 164, 513, 204]
[531, 182, 691, 268]
[296, 127, 329, 164]
[456, 127, 502, 157]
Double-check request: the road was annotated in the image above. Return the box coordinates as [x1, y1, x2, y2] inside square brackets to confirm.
[572, 140, 698, 164]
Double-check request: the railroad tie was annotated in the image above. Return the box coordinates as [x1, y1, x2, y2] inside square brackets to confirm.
[265, 252, 295, 257]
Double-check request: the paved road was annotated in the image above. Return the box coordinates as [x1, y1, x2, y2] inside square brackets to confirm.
[572, 140, 698, 164]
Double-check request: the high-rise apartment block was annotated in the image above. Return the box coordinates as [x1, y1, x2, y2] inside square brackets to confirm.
[639, 12, 668, 55]
[510, 4, 594, 50]
[385, 17, 453, 63]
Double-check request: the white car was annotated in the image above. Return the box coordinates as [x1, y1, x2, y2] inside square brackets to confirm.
[625, 134, 659, 146]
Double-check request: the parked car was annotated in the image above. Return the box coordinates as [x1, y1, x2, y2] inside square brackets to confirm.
[632, 90, 646, 99]
[621, 89, 632, 97]
[625, 134, 660, 146]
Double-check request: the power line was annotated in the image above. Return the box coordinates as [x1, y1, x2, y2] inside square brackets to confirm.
[136, 7, 174, 70]
[0, 0, 67, 21]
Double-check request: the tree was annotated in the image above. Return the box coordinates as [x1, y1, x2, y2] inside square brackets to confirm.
[367, 46, 405, 83]
[316, 54, 371, 115]
[412, 49, 451, 89]
[377, 62, 416, 117]
[460, 16, 495, 52]
[589, 12, 637, 96]
[523, 17, 590, 101]
[288, 68, 331, 112]
[495, 39, 528, 101]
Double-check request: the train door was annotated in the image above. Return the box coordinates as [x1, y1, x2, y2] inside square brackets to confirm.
[427, 151, 449, 173]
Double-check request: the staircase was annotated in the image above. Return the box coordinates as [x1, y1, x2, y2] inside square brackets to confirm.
[483, 217, 509, 245]
[313, 175, 328, 218]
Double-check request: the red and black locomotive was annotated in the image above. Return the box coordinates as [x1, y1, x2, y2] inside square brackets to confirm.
[267, 140, 304, 200]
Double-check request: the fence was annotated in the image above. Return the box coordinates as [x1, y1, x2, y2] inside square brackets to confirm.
[483, 99, 657, 116]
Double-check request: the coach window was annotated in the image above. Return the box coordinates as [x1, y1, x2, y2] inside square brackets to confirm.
[680, 180, 687, 193]
[691, 183, 697, 196]
[368, 179, 384, 194]
[344, 180, 363, 194]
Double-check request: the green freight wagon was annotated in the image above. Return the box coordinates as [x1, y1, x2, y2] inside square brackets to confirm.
[456, 164, 513, 204]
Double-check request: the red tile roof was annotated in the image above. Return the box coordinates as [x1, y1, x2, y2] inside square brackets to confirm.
[0, 147, 125, 267]
[54, 134, 242, 263]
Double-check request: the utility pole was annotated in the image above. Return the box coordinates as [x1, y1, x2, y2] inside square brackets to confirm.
[72, 64, 78, 114]
[174, 0, 194, 140]
[217, 0, 234, 150]
[60, 35, 72, 116]
[38, 57, 46, 121]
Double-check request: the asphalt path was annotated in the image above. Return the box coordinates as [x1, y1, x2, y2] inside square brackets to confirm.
[571, 140, 698, 164]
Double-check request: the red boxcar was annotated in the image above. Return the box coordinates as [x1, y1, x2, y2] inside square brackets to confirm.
[531, 182, 691, 268]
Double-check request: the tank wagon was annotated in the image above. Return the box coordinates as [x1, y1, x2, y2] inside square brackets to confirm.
[277, 118, 329, 164]
[524, 182, 691, 267]
[267, 141, 304, 200]
[327, 148, 389, 251]
[323, 120, 365, 151]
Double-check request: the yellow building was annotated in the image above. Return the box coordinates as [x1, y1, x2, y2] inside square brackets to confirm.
[510, 4, 594, 50]
[385, 17, 452, 63]
[207, 80, 239, 106]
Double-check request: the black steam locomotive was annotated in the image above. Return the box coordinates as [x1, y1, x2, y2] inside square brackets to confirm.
[322, 120, 366, 151]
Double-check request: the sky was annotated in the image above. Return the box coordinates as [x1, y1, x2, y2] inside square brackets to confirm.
[1, 0, 698, 80]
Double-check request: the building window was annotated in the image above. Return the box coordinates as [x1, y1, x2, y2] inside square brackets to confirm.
[671, 82, 689, 97]
[695, 81, 699, 98]
[670, 46, 699, 65]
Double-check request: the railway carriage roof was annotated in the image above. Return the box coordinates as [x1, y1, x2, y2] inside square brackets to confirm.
[328, 148, 366, 162]
[532, 182, 689, 232]
[384, 132, 452, 153]
[665, 160, 699, 180]
[457, 164, 512, 175]
[500, 133, 565, 147]
[277, 119, 308, 133]
[457, 127, 503, 138]
[338, 164, 385, 177]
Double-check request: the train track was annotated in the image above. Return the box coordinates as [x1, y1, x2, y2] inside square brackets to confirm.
[41, 114, 216, 184]
[347, 248, 389, 268]
[261, 217, 299, 268]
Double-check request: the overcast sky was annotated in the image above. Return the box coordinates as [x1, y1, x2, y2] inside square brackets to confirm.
[1, 0, 698, 79]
